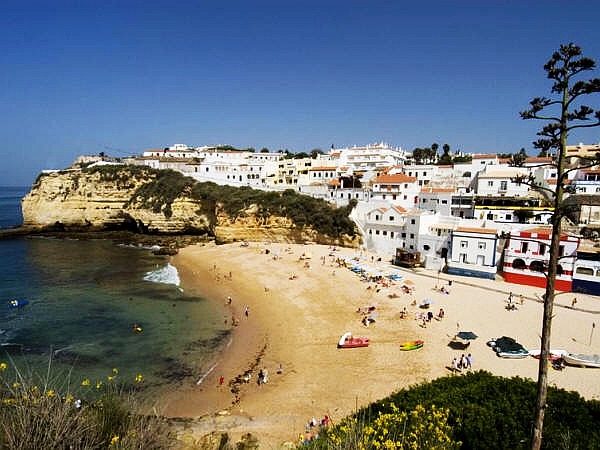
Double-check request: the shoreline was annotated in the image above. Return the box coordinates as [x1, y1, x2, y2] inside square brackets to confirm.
[167, 241, 600, 447]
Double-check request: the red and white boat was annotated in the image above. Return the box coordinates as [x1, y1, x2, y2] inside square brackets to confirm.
[338, 331, 370, 348]
[528, 349, 567, 361]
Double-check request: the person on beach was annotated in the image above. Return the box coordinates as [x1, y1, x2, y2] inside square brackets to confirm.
[572, 297, 577, 307]
[519, 294, 524, 305]
[508, 292, 513, 303]
[227, 296, 232, 305]
[244, 305, 249, 318]
[467, 353, 473, 370]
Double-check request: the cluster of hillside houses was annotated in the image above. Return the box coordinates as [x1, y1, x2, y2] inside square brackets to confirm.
[85, 141, 600, 295]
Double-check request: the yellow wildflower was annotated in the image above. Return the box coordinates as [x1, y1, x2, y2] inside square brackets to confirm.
[12, 382, 20, 388]
[112, 367, 119, 375]
[135, 373, 143, 383]
[95, 381, 103, 389]
[3, 398, 16, 405]
[0, 362, 7, 371]
[107, 375, 115, 382]
[81, 378, 90, 387]
[65, 395, 74, 403]
[46, 389, 55, 397]
[110, 435, 120, 446]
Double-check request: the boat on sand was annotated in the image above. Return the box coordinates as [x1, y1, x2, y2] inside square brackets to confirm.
[528, 349, 567, 361]
[338, 332, 370, 348]
[400, 340, 424, 351]
[563, 353, 600, 368]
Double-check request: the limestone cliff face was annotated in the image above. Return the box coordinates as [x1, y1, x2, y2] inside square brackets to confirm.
[21, 168, 213, 234]
[21, 167, 360, 247]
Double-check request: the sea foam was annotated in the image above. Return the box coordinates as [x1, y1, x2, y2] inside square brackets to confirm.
[143, 263, 180, 286]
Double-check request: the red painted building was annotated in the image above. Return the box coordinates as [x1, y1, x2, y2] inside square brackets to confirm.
[502, 226, 579, 291]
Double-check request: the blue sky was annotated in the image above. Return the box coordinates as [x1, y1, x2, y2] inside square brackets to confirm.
[2, 1, 600, 186]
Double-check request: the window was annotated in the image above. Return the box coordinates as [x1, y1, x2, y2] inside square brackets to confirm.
[368, 229, 372, 235]
[422, 172, 426, 176]
[411, 219, 416, 224]
[389, 216, 394, 221]
[478, 242, 486, 250]
[506, 214, 512, 221]
[382, 195, 386, 199]
[422, 198, 428, 203]
[576, 267, 594, 276]
[390, 231, 395, 238]
[423, 244, 430, 251]
[487, 213, 494, 220]
[521, 242, 529, 253]
[375, 230, 380, 235]
[410, 233, 415, 238]
[401, 232, 406, 238]
[441, 200, 448, 204]
[596, 187, 600, 193]
[500, 180, 508, 190]
[559, 245, 565, 257]
[409, 245, 414, 250]
[375, 214, 379, 220]
[539, 243, 546, 255]
[488, 181, 493, 187]
[460, 240, 468, 248]
[382, 230, 387, 236]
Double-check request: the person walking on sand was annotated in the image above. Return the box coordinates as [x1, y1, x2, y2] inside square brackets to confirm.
[244, 305, 249, 318]
[508, 292, 513, 303]
[227, 296, 232, 305]
[572, 297, 577, 308]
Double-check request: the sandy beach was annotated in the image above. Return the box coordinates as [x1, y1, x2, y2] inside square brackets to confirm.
[165, 242, 600, 448]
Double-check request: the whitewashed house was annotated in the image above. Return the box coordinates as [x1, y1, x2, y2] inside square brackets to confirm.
[362, 205, 408, 258]
[417, 187, 454, 216]
[475, 167, 530, 197]
[446, 227, 499, 280]
[370, 173, 420, 210]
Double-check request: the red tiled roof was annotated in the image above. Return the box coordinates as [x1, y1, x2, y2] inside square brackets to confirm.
[455, 227, 497, 234]
[472, 154, 497, 159]
[421, 187, 454, 193]
[373, 173, 418, 184]
[392, 205, 407, 213]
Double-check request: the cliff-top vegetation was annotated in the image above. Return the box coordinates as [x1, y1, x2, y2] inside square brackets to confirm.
[74, 164, 358, 239]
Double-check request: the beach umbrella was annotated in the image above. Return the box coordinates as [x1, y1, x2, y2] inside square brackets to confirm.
[419, 298, 434, 308]
[456, 331, 478, 341]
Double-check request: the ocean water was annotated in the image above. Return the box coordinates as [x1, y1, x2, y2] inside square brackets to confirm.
[0, 186, 229, 397]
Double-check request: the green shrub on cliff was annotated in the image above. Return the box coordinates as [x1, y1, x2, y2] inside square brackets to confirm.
[82, 164, 359, 237]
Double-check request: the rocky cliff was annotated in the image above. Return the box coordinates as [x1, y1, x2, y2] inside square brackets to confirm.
[21, 165, 359, 246]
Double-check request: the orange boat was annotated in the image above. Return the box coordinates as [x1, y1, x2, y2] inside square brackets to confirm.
[338, 332, 370, 348]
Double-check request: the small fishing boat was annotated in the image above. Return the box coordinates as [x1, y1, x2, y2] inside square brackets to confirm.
[400, 339, 424, 351]
[8, 299, 28, 309]
[488, 336, 529, 359]
[563, 353, 600, 368]
[338, 331, 370, 348]
[528, 349, 567, 361]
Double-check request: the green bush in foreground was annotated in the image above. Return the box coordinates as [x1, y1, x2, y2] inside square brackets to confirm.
[306, 371, 600, 449]
[0, 360, 172, 449]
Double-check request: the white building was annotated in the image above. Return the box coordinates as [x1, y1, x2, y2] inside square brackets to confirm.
[475, 167, 530, 197]
[446, 226, 499, 280]
[370, 173, 420, 210]
[329, 142, 407, 173]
